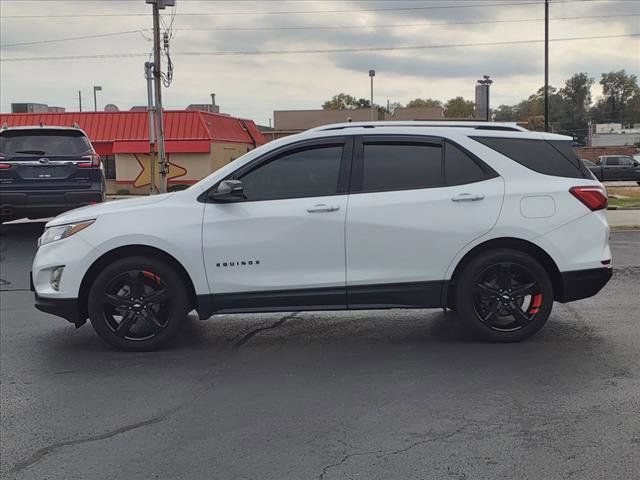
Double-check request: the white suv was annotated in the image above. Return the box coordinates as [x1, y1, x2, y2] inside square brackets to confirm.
[31, 122, 612, 350]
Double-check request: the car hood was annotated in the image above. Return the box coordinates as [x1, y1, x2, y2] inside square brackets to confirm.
[46, 193, 174, 227]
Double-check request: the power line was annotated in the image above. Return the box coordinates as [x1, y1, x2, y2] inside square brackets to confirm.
[2, 13, 637, 48]
[1, 29, 150, 48]
[0, 1, 558, 19]
[2, 33, 637, 62]
[174, 13, 639, 31]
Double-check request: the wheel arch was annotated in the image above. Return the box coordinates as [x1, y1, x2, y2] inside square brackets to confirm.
[78, 244, 198, 320]
[445, 237, 563, 308]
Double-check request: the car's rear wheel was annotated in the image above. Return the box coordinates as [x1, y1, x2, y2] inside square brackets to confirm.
[87, 256, 188, 351]
[455, 249, 553, 342]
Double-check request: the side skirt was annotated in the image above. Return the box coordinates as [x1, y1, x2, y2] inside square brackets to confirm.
[196, 281, 444, 320]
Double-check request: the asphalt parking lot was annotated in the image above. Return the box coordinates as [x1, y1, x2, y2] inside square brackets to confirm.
[1, 222, 639, 480]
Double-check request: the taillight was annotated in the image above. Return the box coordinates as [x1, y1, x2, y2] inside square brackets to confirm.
[569, 186, 608, 211]
[0, 163, 11, 169]
[78, 153, 101, 168]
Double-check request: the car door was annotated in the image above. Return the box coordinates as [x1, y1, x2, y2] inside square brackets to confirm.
[201, 137, 353, 312]
[617, 156, 635, 180]
[345, 135, 503, 308]
[603, 157, 621, 180]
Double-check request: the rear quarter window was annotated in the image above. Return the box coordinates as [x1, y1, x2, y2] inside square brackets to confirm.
[471, 137, 589, 179]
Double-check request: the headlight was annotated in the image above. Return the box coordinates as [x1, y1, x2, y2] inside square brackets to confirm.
[38, 220, 95, 247]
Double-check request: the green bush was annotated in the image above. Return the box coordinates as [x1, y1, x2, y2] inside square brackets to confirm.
[115, 189, 130, 195]
[168, 184, 190, 192]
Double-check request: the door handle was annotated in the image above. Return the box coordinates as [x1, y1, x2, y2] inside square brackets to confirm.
[307, 204, 340, 213]
[451, 193, 485, 202]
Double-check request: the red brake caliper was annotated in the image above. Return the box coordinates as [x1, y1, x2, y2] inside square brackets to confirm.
[142, 270, 161, 285]
[529, 294, 543, 315]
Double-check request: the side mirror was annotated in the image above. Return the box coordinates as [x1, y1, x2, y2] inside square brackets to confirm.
[209, 180, 245, 202]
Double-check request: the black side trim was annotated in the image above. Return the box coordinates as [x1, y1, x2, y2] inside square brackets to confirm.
[195, 281, 445, 319]
[557, 267, 612, 303]
[348, 281, 443, 308]
[204, 286, 346, 315]
[34, 294, 82, 325]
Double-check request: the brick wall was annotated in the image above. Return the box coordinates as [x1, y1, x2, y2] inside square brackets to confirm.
[575, 146, 639, 161]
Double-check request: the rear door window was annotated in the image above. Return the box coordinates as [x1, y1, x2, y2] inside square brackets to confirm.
[360, 142, 442, 192]
[0, 130, 92, 158]
[471, 137, 588, 179]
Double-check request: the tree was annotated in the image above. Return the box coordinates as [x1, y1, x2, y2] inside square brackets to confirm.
[406, 98, 442, 108]
[493, 104, 517, 121]
[444, 96, 474, 118]
[322, 93, 373, 110]
[591, 70, 640, 124]
[560, 73, 594, 124]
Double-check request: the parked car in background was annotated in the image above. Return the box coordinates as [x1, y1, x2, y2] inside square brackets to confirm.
[584, 155, 640, 184]
[0, 125, 105, 222]
[31, 121, 612, 351]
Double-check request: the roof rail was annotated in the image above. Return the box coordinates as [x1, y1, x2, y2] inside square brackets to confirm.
[310, 121, 527, 132]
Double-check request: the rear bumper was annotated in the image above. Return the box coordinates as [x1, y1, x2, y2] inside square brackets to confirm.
[557, 267, 612, 303]
[1, 188, 104, 218]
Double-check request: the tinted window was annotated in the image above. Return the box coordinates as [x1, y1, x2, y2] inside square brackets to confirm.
[472, 137, 587, 179]
[0, 129, 92, 158]
[362, 143, 442, 192]
[606, 157, 620, 166]
[444, 141, 490, 185]
[239, 145, 342, 201]
[619, 156, 634, 166]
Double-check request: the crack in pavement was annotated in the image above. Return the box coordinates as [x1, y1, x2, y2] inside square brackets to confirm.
[318, 425, 467, 480]
[9, 312, 297, 477]
[10, 407, 180, 475]
[232, 312, 297, 351]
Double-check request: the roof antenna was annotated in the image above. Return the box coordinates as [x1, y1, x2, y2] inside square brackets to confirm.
[1, 122, 8, 130]
[39, 122, 44, 127]
[72, 122, 80, 129]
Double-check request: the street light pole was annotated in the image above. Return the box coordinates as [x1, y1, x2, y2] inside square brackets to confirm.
[93, 85, 102, 112]
[369, 69, 375, 121]
[544, 0, 549, 132]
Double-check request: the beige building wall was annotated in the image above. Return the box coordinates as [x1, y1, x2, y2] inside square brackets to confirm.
[391, 106, 444, 120]
[274, 108, 385, 130]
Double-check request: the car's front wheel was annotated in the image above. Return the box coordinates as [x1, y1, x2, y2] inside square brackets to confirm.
[455, 249, 553, 342]
[87, 256, 189, 351]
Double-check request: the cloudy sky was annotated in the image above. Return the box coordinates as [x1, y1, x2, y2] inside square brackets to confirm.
[1, 0, 638, 125]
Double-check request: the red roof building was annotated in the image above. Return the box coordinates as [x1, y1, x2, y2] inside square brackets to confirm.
[0, 110, 266, 194]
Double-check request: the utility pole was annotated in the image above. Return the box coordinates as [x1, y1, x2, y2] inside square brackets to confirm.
[369, 69, 375, 121]
[78, 90, 82, 112]
[544, 0, 549, 132]
[145, 62, 157, 194]
[148, 0, 172, 193]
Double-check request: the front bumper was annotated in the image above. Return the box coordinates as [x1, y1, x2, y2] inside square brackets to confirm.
[31, 271, 82, 324]
[557, 267, 613, 303]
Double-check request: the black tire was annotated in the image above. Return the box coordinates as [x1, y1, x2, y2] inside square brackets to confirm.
[455, 249, 553, 342]
[87, 256, 189, 351]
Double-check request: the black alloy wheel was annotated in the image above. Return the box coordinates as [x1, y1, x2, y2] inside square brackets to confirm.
[102, 270, 170, 341]
[88, 256, 188, 351]
[472, 262, 543, 332]
[455, 249, 553, 342]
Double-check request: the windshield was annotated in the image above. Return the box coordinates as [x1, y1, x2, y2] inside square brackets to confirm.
[0, 129, 92, 157]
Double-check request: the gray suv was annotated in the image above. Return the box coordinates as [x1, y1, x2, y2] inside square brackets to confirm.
[0, 125, 105, 222]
